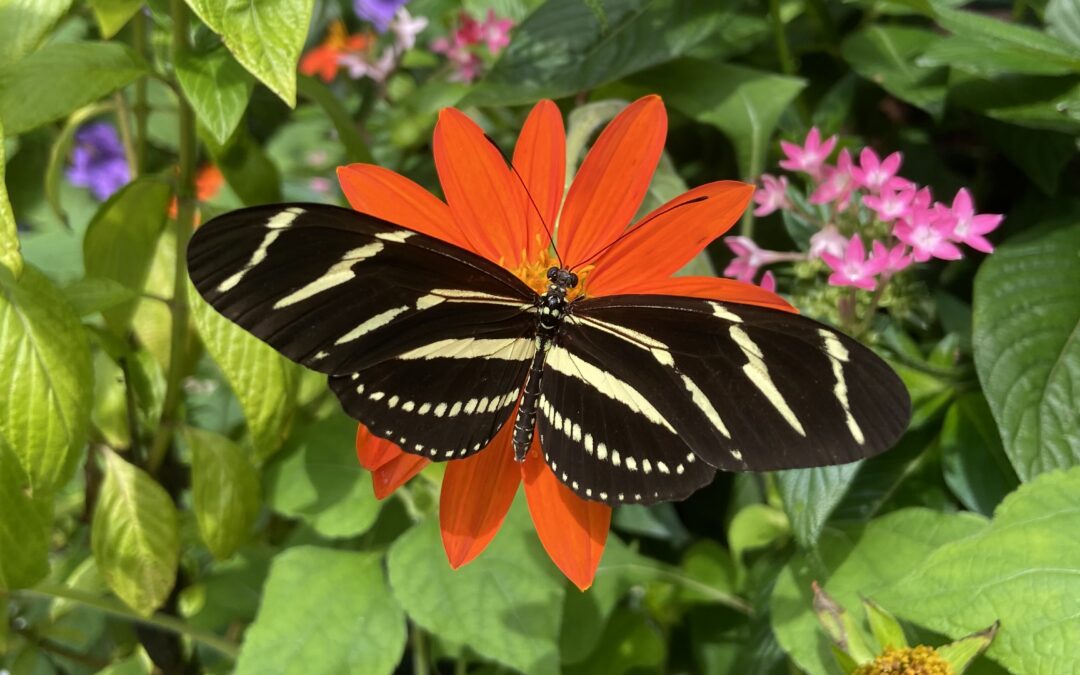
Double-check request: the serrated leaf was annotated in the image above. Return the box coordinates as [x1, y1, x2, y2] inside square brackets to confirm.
[176, 45, 253, 146]
[187, 426, 260, 559]
[973, 223, 1080, 480]
[263, 412, 381, 538]
[235, 547, 405, 674]
[83, 179, 172, 334]
[388, 504, 564, 675]
[0, 438, 51, 590]
[0, 117, 21, 277]
[0, 264, 92, 492]
[189, 281, 296, 461]
[466, 0, 733, 106]
[89, 0, 144, 38]
[776, 463, 861, 549]
[92, 449, 180, 615]
[878, 467, 1080, 675]
[184, 0, 315, 106]
[0, 41, 146, 135]
[841, 26, 947, 116]
[0, 0, 74, 68]
[939, 392, 1019, 516]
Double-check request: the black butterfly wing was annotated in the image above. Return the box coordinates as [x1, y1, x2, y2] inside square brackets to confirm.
[188, 203, 538, 460]
[538, 294, 910, 505]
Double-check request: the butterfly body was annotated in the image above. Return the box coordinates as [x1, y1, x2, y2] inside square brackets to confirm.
[188, 203, 910, 506]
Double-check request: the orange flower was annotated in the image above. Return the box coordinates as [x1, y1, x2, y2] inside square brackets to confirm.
[338, 95, 793, 590]
[300, 20, 369, 83]
[168, 164, 224, 220]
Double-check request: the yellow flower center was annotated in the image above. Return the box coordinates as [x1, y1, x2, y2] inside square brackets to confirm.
[853, 646, 953, 675]
[324, 20, 349, 50]
[509, 239, 593, 300]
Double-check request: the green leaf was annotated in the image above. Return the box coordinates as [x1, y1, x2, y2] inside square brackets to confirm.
[0, 438, 51, 590]
[776, 464, 861, 548]
[235, 547, 406, 675]
[878, 467, 1080, 674]
[948, 71, 1080, 135]
[0, 117, 21, 277]
[187, 426, 260, 559]
[203, 123, 283, 205]
[92, 449, 180, 616]
[678, 540, 737, 603]
[861, 596, 908, 651]
[466, 0, 734, 106]
[83, 179, 172, 335]
[932, 2, 1080, 72]
[189, 281, 297, 461]
[840, 26, 947, 116]
[1047, 0, 1080, 50]
[0, 0, 74, 68]
[976, 117, 1076, 195]
[936, 623, 999, 674]
[564, 609, 665, 675]
[297, 75, 372, 164]
[0, 264, 92, 492]
[60, 277, 139, 317]
[770, 508, 986, 675]
[176, 46, 254, 147]
[564, 99, 625, 175]
[728, 504, 789, 568]
[939, 392, 1019, 515]
[184, 0, 315, 107]
[0, 41, 147, 135]
[918, 35, 1077, 77]
[263, 412, 381, 538]
[973, 223, 1080, 480]
[89, 0, 144, 38]
[634, 60, 805, 180]
[388, 504, 564, 675]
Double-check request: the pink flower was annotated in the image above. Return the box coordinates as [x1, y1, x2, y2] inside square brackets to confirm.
[779, 127, 838, 179]
[870, 241, 913, 274]
[894, 207, 963, 263]
[808, 225, 848, 260]
[753, 174, 790, 216]
[758, 270, 777, 293]
[940, 188, 1002, 253]
[390, 9, 428, 51]
[849, 148, 903, 193]
[723, 236, 801, 283]
[479, 9, 513, 53]
[862, 183, 915, 222]
[821, 235, 887, 290]
[810, 149, 855, 208]
[339, 48, 397, 82]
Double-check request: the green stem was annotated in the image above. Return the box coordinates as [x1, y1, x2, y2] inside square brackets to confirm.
[769, 0, 796, 76]
[133, 9, 150, 174]
[17, 582, 239, 659]
[148, 0, 197, 474]
[411, 622, 429, 675]
[113, 91, 137, 177]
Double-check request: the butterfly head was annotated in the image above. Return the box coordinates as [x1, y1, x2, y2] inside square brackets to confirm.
[546, 267, 578, 293]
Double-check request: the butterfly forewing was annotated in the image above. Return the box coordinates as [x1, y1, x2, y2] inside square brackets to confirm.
[188, 203, 538, 458]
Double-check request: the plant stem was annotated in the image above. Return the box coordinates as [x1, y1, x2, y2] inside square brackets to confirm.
[133, 8, 150, 174]
[113, 91, 138, 176]
[411, 622, 429, 675]
[769, 0, 796, 76]
[148, 0, 197, 474]
[18, 582, 239, 659]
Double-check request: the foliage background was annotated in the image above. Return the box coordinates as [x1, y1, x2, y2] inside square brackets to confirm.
[1, 0, 1079, 673]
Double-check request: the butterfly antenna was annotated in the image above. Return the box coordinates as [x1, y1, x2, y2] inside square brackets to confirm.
[483, 133, 563, 267]
[571, 195, 709, 271]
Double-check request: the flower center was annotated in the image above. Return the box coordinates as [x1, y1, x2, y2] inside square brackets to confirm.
[510, 244, 591, 300]
[853, 645, 953, 675]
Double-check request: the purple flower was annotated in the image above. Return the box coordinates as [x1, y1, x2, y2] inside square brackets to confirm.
[354, 0, 408, 32]
[66, 122, 130, 201]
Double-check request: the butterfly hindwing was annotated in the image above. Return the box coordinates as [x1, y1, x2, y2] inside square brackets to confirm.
[188, 203, 538, 458]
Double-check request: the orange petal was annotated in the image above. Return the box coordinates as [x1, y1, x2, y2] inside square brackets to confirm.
[585, 181, 753, 295]
[613, 275, 798, 313]
[521, 440, 610, 591]
[433, 108, 528, 266]
[513, 100, 566, 263]
[439, 417, 521, 568]
[559, 95, 667, 267]
[336, 164, 469, 249]
[355, 424, 400, 471]
[372, 454, 428, 500]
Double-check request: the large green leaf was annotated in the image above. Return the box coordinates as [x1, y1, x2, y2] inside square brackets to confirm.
[0, 41, 146, 135]
[176, 45, 254, 147]
[770, 508, 986, 675]
[184, 0, 315, 107]
[918, 35, 1077, 77]
[235, 547, 406, 675]
[1047, 0, 1080, 50]
[841, 26, 947, 116]
[263, 412, 381, 538]
[931, 2, 1080, 72]
[83, 179, 172, 335]
[189, 281, 297, 461]
[564, 609, 665, 675]
[187, 426, 260, 560]
[973, 223, 1080, 480]
[0, 117, 21, 277]
[775, 464, 861, 549]
[0, 264, 92, 492]
[634, 61, 805, 180]
[92, 450, 180, 616]
[939, 392, 1019, 516]
[388, 503, 564, 675]
[466, 0, 733, 106]
[0, 0, 74, 68]
[879, 466, 1080, 675]
[947, 71, 1080, 135]
[0, 438, 51, 590]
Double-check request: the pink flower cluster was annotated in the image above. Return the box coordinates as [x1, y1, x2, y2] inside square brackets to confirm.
[730, 128, 1003, 292]
[431, 10, 513, 83]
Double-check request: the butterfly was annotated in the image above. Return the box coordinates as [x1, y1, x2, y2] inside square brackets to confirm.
[187, 203, 910, 506]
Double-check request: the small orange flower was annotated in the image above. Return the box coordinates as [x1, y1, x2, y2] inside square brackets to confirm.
[339, 96, 794, 590]
[300, 20, 369, 83]
[169, 164, 224, 220]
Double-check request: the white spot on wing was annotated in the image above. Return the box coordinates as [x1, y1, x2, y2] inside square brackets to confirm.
[375, 230, 415, 243]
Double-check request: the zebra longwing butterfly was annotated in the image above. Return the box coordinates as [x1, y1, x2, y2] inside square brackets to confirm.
[187, 203, 910, 506]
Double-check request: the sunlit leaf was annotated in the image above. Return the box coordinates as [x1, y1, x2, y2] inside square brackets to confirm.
[0, 438, 51, 590]
[89, 0, 144, 38]
[0, 0, 74, 68]
[187, 426, 260, 559]
[0, 117, 21, 277]
[176, 45, 254, 146]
